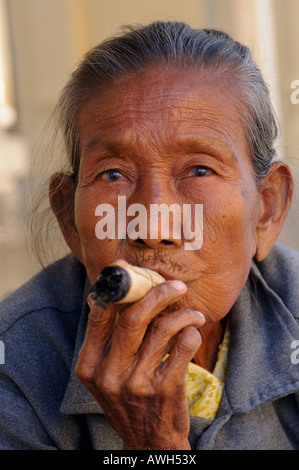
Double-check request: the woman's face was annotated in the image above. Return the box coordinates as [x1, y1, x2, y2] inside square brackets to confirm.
[72, 66, 261, 324]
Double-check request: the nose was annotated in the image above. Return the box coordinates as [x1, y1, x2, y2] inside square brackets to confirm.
[127, 179, 183, 249]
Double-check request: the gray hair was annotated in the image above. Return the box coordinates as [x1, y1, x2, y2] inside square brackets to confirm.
[29, 21, 278, 265]
[57, 20, 277, 184]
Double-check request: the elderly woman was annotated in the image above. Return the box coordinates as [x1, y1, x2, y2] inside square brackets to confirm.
[0, 21, 298, 451]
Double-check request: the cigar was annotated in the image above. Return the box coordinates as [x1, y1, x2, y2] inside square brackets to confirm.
[90, 260, 166, 308]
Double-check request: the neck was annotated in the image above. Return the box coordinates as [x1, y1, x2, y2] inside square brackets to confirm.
[193, 318, 226, 372]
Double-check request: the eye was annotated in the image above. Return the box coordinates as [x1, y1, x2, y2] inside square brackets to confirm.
[101, 169, 124, 181]
[191, 166, 212, 177]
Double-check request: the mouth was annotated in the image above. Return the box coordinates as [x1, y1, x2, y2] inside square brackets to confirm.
[113, 247, 194, 283]
[141, 265, 179, 281]
[124, 256, 187, 282]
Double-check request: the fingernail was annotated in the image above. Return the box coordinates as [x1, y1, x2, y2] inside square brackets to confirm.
[169, 280, 187, 291]
[87, 293, 95, 308]
[196, 311, 206, 322]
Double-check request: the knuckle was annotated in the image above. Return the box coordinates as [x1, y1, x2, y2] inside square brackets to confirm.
[125, 374, 151, 398]
[177, 308, 205, 325]
[124, 377, 140, 396]
[149, 315, 171, 338]
[76, 353, 122, 401]
[152, 282, 177, 302]
[117, 310, 142, 333]
[149, 308, 203, 338]
[95, 369, 120, 397]
[141, 281, 183, 309]
[87, 305, 103, 325]
[75, 360, 95, 387]
[176, 327, 201, 354]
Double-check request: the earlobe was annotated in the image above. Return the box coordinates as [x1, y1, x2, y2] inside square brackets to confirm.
[49, 173, 83, 261]
[255, 162, 294, 261]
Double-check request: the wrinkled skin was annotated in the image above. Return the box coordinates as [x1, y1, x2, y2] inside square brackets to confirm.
[50, 65, 293, 449]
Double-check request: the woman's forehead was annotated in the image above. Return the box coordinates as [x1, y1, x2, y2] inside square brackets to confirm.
[80, 65, 240, 118]
[78, 65, 249, 159]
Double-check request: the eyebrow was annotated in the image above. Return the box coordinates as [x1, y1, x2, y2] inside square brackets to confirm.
[82, 133, 237, 164]
[82, 135, 132, 158]
[169, 135, 238, 163]
[82, 135, 107, 156]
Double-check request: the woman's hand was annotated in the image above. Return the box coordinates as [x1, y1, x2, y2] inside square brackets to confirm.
[75, 280, 205, 450]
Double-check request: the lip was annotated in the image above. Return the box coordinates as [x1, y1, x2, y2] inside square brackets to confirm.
[133, 263, 183, 282]
[113, 252, 192, 282]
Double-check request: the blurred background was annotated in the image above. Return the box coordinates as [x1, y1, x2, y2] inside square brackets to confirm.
[0, 0, 299, 299]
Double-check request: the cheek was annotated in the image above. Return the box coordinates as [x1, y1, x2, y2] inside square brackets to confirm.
[203, 185, 258, 248]
[198, 186, 259, 291]
[74, 188, 95, 239]
[74, 188, 122, 282]
[187, 195, 258, 322]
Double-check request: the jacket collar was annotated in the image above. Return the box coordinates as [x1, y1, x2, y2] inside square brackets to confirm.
[60, 257, 299, 416]
[226, 261, 299, 414]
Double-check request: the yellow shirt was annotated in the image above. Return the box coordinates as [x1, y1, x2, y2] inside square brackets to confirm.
[185, 322, 230, 420]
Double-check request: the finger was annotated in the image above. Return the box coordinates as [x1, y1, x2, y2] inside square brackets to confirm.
[135, 309, 205, 374]
[160, 326, 202, 384]
[76, 295, 117, 383]
[107, 280, 187, 364]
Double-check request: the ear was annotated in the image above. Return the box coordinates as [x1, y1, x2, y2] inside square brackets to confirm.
[49, 173, 83, 263]
[255, 162, 294, 261]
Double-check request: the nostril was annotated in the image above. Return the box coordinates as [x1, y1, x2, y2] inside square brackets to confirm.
[133, 238, 174, 246]
[128, 237, 180, 248]
[161, 240, 174, 245]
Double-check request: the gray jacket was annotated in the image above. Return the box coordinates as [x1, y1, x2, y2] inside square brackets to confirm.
[0, 243, 298, 450]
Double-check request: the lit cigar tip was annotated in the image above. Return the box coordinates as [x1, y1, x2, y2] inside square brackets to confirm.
[91, 265, 131, 307]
